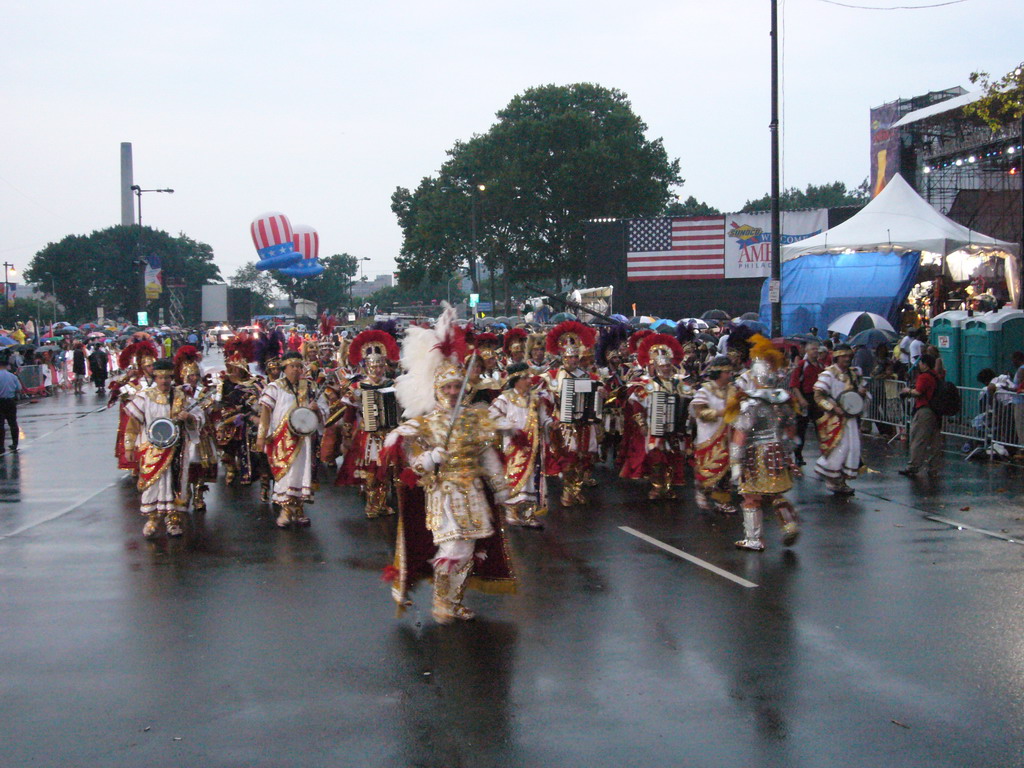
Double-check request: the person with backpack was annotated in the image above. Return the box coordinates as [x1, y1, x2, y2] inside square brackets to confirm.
[898, 353, 945, 477]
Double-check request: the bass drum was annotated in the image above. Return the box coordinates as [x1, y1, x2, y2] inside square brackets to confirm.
[837, 390, 865, 417]
[147, 417, 180, 448]
[288, 406, 319, 436]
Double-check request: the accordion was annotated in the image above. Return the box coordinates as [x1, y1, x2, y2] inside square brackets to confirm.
[559, 378, 603, 424]
[647, 391, 688, 436]
[361, 386, 399, 432]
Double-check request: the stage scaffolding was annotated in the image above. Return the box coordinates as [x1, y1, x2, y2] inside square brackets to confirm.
[908, 113, 1023, 248]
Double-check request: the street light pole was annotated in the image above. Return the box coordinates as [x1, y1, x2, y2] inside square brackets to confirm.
[470, 184, 485, 295]
[129, 185, 173, 319]
[130, 185, 174, 227]
[447, 275, 460, 305]
[3, 262, 14, 313]
[43, 272, 56, 329]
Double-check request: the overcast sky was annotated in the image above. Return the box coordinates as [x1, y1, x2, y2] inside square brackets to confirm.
[2, 0, 1020, 286]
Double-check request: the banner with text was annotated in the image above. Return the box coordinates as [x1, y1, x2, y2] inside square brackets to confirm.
[723, 209, 827, 279]
[144, 254, 163, 300]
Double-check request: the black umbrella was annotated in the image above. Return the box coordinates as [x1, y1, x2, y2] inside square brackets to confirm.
[701, 309, 730, 321]
[739, 312, 760, 321]
[12, 344, 36, 352]
[847, 328, 899, 348]
[697, 332, 718, 344]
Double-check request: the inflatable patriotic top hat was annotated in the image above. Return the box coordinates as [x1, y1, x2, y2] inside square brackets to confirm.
[546, 320, 597, 359]
[251, 213, 303, 271]
[279, 223, 325, 279]
[636, 333, 684, 370]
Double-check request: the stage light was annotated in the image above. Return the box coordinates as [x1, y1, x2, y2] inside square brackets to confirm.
[923, 166, 931, 174]
[955, 158, 964, 166]
[1009, 146, 1017, 154]
[968, 155, 977, 163]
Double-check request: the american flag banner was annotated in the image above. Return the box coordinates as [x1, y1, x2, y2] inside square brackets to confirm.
[627, 216, 726, 281]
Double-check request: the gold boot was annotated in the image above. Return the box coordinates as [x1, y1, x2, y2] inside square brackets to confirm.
[259, 477, 271, 503]
[142, 513, 162, 539]
[431, 572, 455, 624]
[449, 560, 476, 621]
[192, 482, 207, 512]
[165, 511, 186, 537]
[365, 478, 393, 518]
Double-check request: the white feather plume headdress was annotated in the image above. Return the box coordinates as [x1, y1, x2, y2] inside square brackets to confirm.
[394, 304, 467, 418]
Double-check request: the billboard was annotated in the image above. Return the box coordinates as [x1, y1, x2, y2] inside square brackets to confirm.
[870, 100, 902, 198]
[201, 284, 228, 323]
[723, 209, 827, 279]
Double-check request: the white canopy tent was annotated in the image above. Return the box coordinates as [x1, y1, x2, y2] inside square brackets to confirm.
[782, 174, 1020, 303]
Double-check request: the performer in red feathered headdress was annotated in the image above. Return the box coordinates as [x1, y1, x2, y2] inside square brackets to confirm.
[619, 333, 692, 499]
[334, 327, 401, 518]
[217, 332, 265, 491]
[502, 327, 529, 366]
[110, 338, 160, 473]
[469, 331, 504, 405]
[541, 320, 603, 507]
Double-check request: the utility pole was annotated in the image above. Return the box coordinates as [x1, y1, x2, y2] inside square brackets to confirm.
[769, 0, 782, 338]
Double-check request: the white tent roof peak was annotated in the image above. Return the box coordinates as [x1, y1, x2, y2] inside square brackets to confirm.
[781, 173, 1019, 262]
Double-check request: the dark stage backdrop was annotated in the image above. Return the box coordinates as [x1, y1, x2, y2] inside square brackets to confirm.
[584, 207, 862, 318]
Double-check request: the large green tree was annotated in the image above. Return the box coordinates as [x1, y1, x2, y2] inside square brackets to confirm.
[25, 226, 221, 323]
[229, 264, 277, 315]
[270, 254, 359, 314]
[664, 196, 721, 217]
[964, 61, 1024, 131]
[739, 180, 869, 213]
[393, 83, 682, 292]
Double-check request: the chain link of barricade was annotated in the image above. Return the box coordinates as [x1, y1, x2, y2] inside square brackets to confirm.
[859, 376, 1024, 460]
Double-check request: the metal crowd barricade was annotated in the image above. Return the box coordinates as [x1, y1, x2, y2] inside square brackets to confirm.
[861, 376, 911, 444]
[973, 388, 1024, 458]
[860, 374, 1024, 461]
[941, 385, 987, 459]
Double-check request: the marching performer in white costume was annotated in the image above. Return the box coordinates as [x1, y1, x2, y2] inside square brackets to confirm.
[813, 343, 865, 496]
[256, 351, 322, 528]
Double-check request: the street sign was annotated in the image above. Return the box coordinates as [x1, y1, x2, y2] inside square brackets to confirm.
[477, 301, 493, 312]
[137, 311, 149, 326]
[469, 293, 479, 307]
[768, 279, 781, 303]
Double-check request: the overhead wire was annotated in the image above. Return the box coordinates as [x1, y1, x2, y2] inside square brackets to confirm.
[815, 0, 968, 10]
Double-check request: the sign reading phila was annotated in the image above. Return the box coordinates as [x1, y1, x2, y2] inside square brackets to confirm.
[724, 209, 827, 279]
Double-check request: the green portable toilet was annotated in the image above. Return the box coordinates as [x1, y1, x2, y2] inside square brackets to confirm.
[962, 308, 1024, 386]
[929, 310, 970, 387]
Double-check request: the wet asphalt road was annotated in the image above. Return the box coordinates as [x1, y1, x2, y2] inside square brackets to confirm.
[2, 368, 1024, 767]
